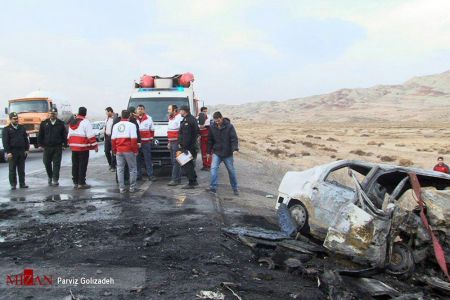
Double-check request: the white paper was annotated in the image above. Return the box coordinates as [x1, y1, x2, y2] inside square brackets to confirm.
[176, 151, 193, 166]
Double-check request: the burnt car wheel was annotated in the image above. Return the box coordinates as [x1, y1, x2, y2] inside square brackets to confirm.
[386, 242, 415, 277]
[289, 202, 310, 234]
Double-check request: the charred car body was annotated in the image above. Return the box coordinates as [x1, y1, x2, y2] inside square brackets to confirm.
[276, 160, 450, 276]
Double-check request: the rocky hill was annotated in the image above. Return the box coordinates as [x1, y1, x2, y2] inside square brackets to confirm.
[214, 70, 450, 123]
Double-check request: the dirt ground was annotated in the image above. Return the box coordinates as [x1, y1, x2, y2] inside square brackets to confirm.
[235, 121, 450, 172]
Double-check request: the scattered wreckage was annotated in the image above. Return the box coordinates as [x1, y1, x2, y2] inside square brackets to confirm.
[223, 160, 450, 297]
[275, 160, 450, 278]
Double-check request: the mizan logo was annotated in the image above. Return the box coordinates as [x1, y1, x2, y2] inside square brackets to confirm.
[6, 269, 53, 286]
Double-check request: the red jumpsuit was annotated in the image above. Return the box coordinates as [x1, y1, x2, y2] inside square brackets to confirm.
[198, 113, 211, 169]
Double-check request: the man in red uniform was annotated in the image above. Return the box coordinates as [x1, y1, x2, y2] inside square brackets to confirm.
[433, 156, 450, 174]
[197, 107, 211, 171]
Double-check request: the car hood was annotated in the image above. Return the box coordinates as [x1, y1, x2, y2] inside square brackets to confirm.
[278, 166, 325, 199]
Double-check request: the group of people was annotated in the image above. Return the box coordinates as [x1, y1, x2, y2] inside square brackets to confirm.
[2, 104, 241, 194]
[102, 104, 240, 195]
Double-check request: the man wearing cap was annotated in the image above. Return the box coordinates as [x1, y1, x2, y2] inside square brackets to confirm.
[178, 105, 199, 189]
[67, 107, 98, 189]
[2, 112, 30, 190]
[38, 108, 67, 186]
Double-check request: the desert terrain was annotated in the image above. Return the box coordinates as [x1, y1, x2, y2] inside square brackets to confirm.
[235, 121, 450, 172]
[215, 70, 450, 172]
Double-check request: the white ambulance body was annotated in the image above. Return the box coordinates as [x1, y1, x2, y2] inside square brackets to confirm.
[127, 75, 199, 167]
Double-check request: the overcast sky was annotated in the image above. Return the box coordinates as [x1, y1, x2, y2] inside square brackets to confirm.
[1, 0, 449, 114]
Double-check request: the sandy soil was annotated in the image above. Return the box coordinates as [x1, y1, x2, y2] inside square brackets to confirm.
[235, 121, 450, 172]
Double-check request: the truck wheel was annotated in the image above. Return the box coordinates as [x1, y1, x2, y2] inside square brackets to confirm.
[386, 242, 415, 277]
[289, 201, 310, 234]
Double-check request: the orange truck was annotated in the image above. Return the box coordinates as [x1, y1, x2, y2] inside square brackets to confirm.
[5, 91, 72, 148]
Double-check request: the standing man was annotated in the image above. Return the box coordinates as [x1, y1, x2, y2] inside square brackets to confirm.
[38, 108, 67, 186]
[167, 104, 183, 186]
[207, 112, 239, 196]
[113, 106, 141, 185]
[104, 107, 116, 172]
[112, 110, 139, 193]
[178, 105, 199, 189]
[67, 107, 98, 189]
[433, 156, 450, 174]
[136, 104, 156, 181]
[2, 112, 29, 190]
[198, 106, 211, 171]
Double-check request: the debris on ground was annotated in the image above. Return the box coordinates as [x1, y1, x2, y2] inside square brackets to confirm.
[420, 275, 450, 294]
[222, 226, 289, 240]
[196, 290, 225, 300]
[348, 277, 400, 297]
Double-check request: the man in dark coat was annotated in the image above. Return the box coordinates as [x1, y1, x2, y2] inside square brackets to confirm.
[207, 111, 239, 195]
[178, 105, 199, 189]
[2, 112, 30, 189]
[38, 107, 67, 186]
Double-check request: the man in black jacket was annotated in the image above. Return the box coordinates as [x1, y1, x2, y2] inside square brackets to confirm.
[178, 105, 199, 189]
[38, 108, 67, 186]
[2, 112, 30, 190]
[207, 111, 239, 195]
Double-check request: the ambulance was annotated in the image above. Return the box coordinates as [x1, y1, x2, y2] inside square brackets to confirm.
[127, 73, 199, 167]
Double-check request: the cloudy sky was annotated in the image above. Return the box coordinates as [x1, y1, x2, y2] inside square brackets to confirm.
[1, 0, 449, 113]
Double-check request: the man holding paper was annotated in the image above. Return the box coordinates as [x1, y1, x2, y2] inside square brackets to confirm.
[177, 105, 199, 189]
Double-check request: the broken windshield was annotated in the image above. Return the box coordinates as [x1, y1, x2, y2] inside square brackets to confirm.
[325, 164, 372, 191]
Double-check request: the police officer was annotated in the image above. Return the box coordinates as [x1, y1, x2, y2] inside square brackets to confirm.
[2, 112, 30, 190]
[38, 107, 67, 186]
[178, 105, 199, 189]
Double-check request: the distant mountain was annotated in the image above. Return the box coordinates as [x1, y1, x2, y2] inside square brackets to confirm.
[214, 70, 450, 123]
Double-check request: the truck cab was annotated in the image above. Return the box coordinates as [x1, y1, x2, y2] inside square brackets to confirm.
[5, 91, 72, 148]
[127, 74, 199, 167]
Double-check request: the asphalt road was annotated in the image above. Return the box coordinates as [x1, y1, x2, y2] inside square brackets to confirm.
[0, 147, 441, 298]
[0, 144, 106, 188]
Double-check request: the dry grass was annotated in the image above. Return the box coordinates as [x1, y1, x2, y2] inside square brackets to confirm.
[235, 121, 450, 170]
[399, 158, 414, 167]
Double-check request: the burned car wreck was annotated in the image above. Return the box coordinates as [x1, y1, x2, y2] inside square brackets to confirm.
[276, 160, 450, 277]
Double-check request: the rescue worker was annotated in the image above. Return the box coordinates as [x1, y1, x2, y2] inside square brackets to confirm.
[2, 112, 29, 190]
[67, 107, 98, 189]
[433, 156, 450, 174]
[112, 106, 141, 185]
[198, 106, 211, 171]
[207, 111, 239, 196]
[38, 107, 67, 186]
[104, 107, 117, 172]
[167, 104, 183, 186]
[178, 105, 199, 189]
[112, 110, 139, 193]
[136, 104, 156, 181]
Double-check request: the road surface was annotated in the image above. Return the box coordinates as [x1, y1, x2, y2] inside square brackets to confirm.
[0, 148, 438, 299]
